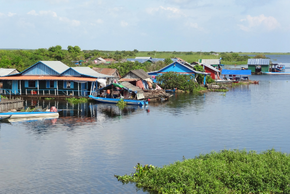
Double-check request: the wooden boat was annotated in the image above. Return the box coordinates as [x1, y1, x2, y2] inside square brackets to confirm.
[89, 95, 148, 106]
[0, 111, 59, 119]
[0, 115, 12, 120]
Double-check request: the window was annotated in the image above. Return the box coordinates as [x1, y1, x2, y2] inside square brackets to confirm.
[50, 81, 54, 88]
[64, 81, 74, 89]
[29, 81, 36, 88]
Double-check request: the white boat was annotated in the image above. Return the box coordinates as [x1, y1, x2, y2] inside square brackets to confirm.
[264, 72, 290, 75]
[0, 112, 59, 119]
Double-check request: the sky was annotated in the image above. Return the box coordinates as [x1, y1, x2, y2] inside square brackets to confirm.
[0, 0, 289, 52]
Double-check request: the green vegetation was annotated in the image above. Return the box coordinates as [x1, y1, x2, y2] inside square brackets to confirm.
[116, 98, 127, 110]
[232, 82, 249, 87]
[44, 97, 55, 100]
[156, 72, 203, 93]
[212, 89, 228, 92]
[116, 149, 290, 194]
[1, 46, 288, 74]
[20, 107, 36, 112]
[66, 97, 88, 104]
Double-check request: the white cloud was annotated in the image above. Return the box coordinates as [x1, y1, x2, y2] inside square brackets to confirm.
[59, 17, 80, 26]
[27, 10, 80, 27]
[146, 6, 185, 18]
[239, 14, 280, 31]
[120, 21, 128, 27]
[27, 10, 57, 17]
[8, 12, 16, 17]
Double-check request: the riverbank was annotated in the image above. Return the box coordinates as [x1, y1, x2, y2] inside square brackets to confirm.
[116, 149, 290, 193]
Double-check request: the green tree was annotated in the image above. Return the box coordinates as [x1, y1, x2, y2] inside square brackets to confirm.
[164, 58, 173, 65]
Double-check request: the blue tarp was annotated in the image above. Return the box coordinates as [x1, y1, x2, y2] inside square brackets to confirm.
[221, 69, 251, 75]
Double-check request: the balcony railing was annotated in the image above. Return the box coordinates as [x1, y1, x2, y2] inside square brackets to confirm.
[0, 88, 91, 97]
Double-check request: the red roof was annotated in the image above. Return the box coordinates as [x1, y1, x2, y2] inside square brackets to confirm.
[0, 75, 97, 82]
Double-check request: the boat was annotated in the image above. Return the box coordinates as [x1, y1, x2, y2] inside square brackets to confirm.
[264, 72, 290, 75]
[0, 115, 12, 120]
[89, 95, 148, 106]
[0, 111, 59, 119]
[165, 88, 176, 93]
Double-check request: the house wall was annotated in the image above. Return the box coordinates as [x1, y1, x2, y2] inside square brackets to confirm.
[162, 62, 194, 74]
[22, 62, 59, 76]
[204, 67, 216, 79]
[62, 69, 82, 77]
[248, 65, 255, 73]
[248, 65, 269, 73]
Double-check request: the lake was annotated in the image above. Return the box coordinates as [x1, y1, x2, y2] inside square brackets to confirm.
[1, 74, 290, 193]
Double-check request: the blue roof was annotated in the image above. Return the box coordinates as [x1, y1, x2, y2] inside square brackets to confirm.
[151, 58, 165, 62]
[222, 69, 251, 75]
[248, 59, 270, 65]
[127, 59, 152, 63]
[148, 61, 209, 75]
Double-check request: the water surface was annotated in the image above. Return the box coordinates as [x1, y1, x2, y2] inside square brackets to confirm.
[1, 75, 290, 193]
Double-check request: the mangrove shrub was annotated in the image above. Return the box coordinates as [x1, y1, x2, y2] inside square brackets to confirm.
[156, 72, 199, 92]
[116, 149, 290, 194]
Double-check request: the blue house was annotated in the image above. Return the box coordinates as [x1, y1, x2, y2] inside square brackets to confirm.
[0, 61, 110, 97]
[148, 61, 209, 76]
[148, 61, 209, 84]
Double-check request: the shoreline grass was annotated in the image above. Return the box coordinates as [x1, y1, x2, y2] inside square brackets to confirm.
[66, 97, 89, 104]
[116, 149, 290, 193]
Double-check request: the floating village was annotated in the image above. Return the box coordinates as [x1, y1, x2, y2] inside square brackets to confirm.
[0, 57, 285, 121]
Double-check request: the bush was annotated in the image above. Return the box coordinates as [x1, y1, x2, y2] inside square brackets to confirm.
[116, 149, 290, 193]
[156, 72, 200, 92]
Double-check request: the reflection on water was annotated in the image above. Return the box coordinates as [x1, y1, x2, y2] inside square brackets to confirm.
[1, 74, 290, 193]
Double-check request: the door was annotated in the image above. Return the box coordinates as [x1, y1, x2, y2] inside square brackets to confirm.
[12, 80, 19, 94]
[81, 83, 86, 96]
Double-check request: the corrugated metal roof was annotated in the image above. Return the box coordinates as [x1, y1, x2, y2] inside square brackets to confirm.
[248, 59, 270, 65]
[0, 75, 97, 81]
[67, 67, 113, 78]
[40, 61, 70, 74]
[122, 69, 151, 80]
[135, 57, 152, 60]
[148, 61, 210, 75]
[92, 68, 118, 76]
[151, 58, 165, 62]
[200, 59, 220, 65]
[201, 64, 220, 73]
[120, 81, 144, 94]
[0, 68, 19, 76]
[127, 59, 152, 63]
[119, 78, 140, 82]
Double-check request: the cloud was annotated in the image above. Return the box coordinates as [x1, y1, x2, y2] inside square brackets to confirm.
[8, 12, 16, 17]
[0, 12, 16, 17]
[27, 10, 57, 17]
[27, 10, 80, 26]
[239, 14, 280, 31]
[120, 21, 128, 27]
[146, 6, 185, 18]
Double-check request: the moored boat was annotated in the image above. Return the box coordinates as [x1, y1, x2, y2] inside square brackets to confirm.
[89, 95, 148, 106]
[0, 111, 59, 119]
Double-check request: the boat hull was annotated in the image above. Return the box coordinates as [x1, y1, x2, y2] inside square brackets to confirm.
[264, 72, 290, 75]
[89, 95, 148, 106]
[0, 112, 59, 119]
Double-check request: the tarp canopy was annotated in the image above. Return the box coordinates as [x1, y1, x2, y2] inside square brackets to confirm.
[98, 83, 126, 91]
[222, 69, 251, 75]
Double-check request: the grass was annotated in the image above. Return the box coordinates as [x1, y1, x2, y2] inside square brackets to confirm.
[232, 82, 249, 87]
[211, 89, 228, 92]
[66, 97, 89, 104]
[44, 97, 55, 100]
[116, 98, 127, 110]
[116, 149, 290, 194]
